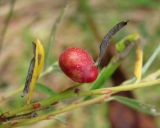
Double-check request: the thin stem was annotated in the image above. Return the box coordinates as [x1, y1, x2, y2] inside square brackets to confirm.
[142, 45, 160, 74]
[2, 95, 110, 128]
[2, 78, 160, 127]
[4, 89, 99, 117]
[40, 61, 59, 77]
[3, 79, 160, 118]
[0, 61, 58, 103]
[106, 79, 160, 93]
[141, 69, 160, 81]
[0, 86, 23, 103]
[123, 44, 160, 85]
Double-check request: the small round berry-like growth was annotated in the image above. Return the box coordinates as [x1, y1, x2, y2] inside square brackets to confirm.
[59, 48, 98, 83]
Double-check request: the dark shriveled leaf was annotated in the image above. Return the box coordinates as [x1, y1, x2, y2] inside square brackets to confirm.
[22, 43, 36, 97]
[97, 20, 128, 66]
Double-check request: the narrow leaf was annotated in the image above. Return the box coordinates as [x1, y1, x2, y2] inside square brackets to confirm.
[45, 5, 67, 68]
[84, 62, 119, 100]
[142, 44, 160, 74]
[134, 44, 143, 81]
[116, 32, 140, 52]
[36, 83, 56, 97]
[113, 96, 160, 116]
[23, 39, 45, 104]
[92, 33, 139, 90]
[97, 20, 128, 66]
[91, 62, 120, 90]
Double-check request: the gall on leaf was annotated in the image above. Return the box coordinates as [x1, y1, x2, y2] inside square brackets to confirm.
[59, 20, 128, 83]
[59, 48, 98, 83]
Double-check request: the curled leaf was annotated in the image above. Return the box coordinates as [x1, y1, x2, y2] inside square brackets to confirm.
[116, 32, 140, 52]
[23, 39, 44, 104]
[97, 20, 128, 66]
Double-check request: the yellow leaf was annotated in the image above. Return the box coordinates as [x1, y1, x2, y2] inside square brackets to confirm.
[23, 38, 44, 104]
[134, 44, 143, 81]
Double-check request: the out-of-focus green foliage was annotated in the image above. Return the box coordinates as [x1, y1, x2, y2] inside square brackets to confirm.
[0, 0, 160, 127]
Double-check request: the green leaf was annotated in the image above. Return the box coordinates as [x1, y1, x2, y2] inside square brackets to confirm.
[116, 33, 139, 52]
[91, 62, 120, 90]
[142, 45, 160, 74]
[113, 96, 160, 116]
[54, 115, 67, 124]
[84, 62, 120, 100]
[36, 83, 57, 97]
[45, 5, 67, 68]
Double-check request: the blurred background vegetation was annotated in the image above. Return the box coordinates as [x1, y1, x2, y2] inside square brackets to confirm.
[0, 0, 160, 128]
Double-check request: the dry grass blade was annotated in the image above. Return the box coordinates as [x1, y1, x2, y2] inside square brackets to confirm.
[0, 0, 16, 54]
